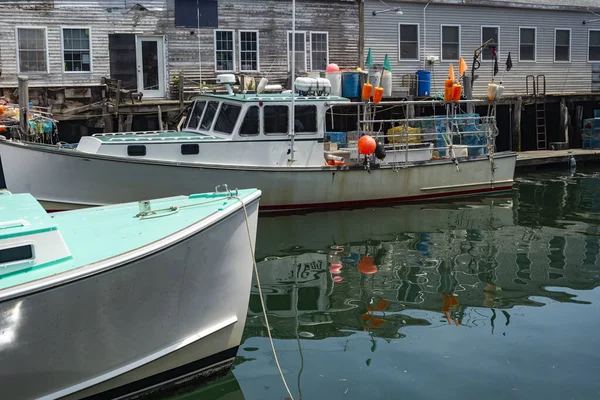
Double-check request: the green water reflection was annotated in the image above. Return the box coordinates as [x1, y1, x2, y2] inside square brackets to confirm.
[175, 168, 600, 400]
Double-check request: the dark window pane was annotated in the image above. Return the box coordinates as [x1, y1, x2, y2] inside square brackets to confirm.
[186, 101, 206, 129]
[482, 27, 499, 60]
[127, 145, 146, 156]
[556, 30, 570, 46]
[264, 106, 288, 135]
[400, 43, 418, 59]
[0, 245, 33, 264]
[214, 103, 242, 134]
[442, 26, 459, 43]
[200, 101, 219, 130]
[400, 25, 418, 42]
[590, 46, 600, 61]
[175, 0, 217, 28]
[591, 31, 600, 46]
[442, 44, 459, 60]
[520, 44, 535, 61]
[555, 46, 570, 61]
[520, 28, 535, 44]
[240, 106, 260, 136]
[181, 144, 199, 155]
[295, 105, 317, 133]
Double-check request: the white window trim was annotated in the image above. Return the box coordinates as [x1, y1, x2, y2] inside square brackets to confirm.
[287, 30, 307, 72]
[309, 31, 329, 71]
[480, 25, 500, 61]
[518, 26, 537, 63]
[60, 26, 93, 74]
[214, 29, 236, 73]
[588, 29, 600, 63]
[440, 24, 461, 62]
[15, 26, 49, 74]
[398, 23, 420, 62]
[238, 30, 260, 73]
[554, 28, 571, 63]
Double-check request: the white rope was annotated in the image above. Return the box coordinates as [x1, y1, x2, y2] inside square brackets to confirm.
[235, 195, 295, 400]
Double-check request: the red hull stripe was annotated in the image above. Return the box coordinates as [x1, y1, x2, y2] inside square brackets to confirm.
[260, 185, 514, 212]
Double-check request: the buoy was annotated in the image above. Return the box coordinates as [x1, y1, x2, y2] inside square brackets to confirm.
[333, 276, 343, 283]
[358, 135, 377, 155]
[326, 63, 340, 72]
[452, 83, 462, 101]
[357, 256, 377, 274]
[329, 265, 342, 274]
[374, 141, 386, 160]
[373, 87, 384, 104]
[362, 83, 373, 101]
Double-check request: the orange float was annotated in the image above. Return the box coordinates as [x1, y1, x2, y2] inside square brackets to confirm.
[362, 83, 373, 101]
[357, 135, 377, 155]
[373, 87, 384, 104]
[357, 256, 377, 274]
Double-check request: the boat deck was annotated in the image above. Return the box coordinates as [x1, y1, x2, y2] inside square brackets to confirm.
[0, 189, 259, 291]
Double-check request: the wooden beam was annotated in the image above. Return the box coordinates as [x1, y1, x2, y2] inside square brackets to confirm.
[18, 75, 29, 135]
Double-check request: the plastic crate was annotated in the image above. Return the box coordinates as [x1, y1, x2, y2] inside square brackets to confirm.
[324, 132, 347, 147]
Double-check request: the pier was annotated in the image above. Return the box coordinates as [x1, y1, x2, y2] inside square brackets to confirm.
[516, 149, 600, 169]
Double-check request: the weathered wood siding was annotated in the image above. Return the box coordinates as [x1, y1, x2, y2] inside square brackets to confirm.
[365, 0, 600, 97]
[0, 0, 359, 98]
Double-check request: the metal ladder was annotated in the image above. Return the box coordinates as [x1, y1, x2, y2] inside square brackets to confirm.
[526, 75, 547, 150]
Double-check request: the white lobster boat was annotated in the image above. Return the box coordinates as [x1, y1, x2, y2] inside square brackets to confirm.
[0, 76, 515, 212]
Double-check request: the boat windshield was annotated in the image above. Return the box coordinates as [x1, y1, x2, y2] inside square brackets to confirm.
[185, 101, 206, 130]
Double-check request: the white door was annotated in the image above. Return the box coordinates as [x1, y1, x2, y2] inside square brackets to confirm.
[136, 36, 165, 98]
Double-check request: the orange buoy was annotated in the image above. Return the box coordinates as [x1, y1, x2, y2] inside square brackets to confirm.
[357, 135, 377, 155]
[373, 87, 384, 104]
[452, 83, 462, 101]
[362, 83, 373, 101]
[329, 265, 342, 274]
[333, 276, 343, 283]
[357, 256, 377, 274]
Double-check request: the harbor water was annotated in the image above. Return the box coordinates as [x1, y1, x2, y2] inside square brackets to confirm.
[170, 167, 600, 400]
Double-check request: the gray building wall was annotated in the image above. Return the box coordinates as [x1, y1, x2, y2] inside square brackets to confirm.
[365, 0, 600, 97]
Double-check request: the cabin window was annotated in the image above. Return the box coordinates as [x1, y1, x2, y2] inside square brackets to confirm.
[240, 106, 260, 136]
[590, 30, 600, 62]
[186, 101, 207, 129]
[181, 144, 199, 155]
[239, 30, 259, 72]
[555, 29, 571, 62]
[214, 103, 242, 134]
[16, 27, 48, 73]
[294, 105, 317, 134]
[481, 26, 499, 61]
[0, 245, 33, 264]
[264, 106, 289, 135]
[441, 25, 460, 61]
[287, 31, 307, 72]
[200, 101, 219, 130]
[519, 27, 536, 62]
[398, 24, 419, 61]
[127, 145, 146, 156]
[62, 28, 91, 72]
[214, 30, 235, 72]
[310, 32, 329, 71]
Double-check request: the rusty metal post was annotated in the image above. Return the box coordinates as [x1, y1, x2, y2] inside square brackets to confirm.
[18, 75, 29, 135]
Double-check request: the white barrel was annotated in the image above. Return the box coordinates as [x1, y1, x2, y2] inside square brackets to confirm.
[381, 70, 393, 98]
[326, 72, 342, 96]
[368, 69, 381, 91]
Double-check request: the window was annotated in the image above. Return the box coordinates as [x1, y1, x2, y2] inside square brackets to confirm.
[214, 30, 235, 72]
[287, 31, 306, 71]
[481, 26, 499, 61]
[441, 25, 460, 61]
[310, 32, 328, 71]
[200, 101, 219, 130]
[181, 144, 199, 155]
[398, 24, 419, 61]
[16, 27, 47, 73]
[127, 145, 146, 156]
[240, 106, 259, 136]
[589, 30, 600, 62]
[239, 30, 259, 72]
[294, 105, 317, 133]
[186, 101, 206, 129]
[175, 0, 217, 28]
[555, 29, 571, 62]
[214, 103, 242, 134]
[0, 245, 33, 264]
[264, 106, 288, 135]
[62, 28, 91, 72]
[519, 27, 536, 62]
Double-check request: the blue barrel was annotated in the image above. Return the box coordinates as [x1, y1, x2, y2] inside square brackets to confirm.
[342, 72, 360, 98]
[416, 70, 431, 97]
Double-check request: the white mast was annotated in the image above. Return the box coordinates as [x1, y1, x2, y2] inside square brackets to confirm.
[290, 0, 296, 163]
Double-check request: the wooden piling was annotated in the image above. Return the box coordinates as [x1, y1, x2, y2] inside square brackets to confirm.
[102, 104, 114, 133]
[178, 71, 184, 111]
[158, 105, 163, 131]
[514, 96, 522, 152]
[17, 75, 29, 135]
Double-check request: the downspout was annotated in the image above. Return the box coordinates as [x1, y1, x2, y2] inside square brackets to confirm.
[359, 0, 364, 69]
[422, 2, 429, 69]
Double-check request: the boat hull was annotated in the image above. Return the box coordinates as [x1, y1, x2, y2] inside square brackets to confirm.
[0, 139, 515, 211]
[0, 196, 260, 400]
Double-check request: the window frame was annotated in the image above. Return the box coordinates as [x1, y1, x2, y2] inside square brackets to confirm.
[554, 28, 571, 63]
[518, 26, 537, 62]
[15, 26, 49, 74]
[440, 24, 461, 62]
[60, 26, 93, 74]
[480, 25, 500, 61]
[588, 29, 600, 63]
[238, 29, 260, 73]
[398, 23, 420, 62]
[309, 31, 329, 71]
[287, 30, 307, 72]
[214, 29, 236, 73]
